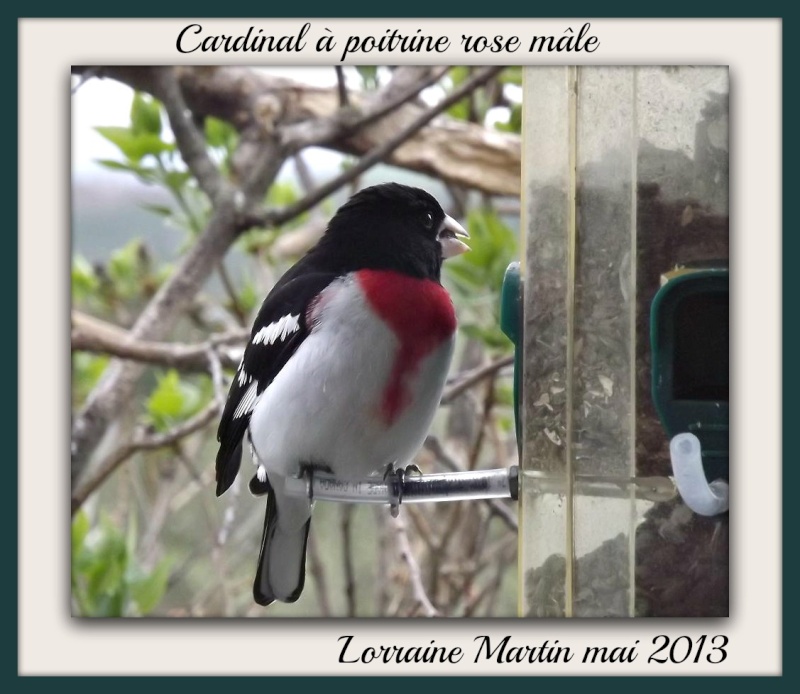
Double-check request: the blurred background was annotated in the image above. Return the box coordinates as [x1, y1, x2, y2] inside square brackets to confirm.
[70, 66, 522, 617]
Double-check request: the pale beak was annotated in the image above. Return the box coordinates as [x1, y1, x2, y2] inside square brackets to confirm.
[438, 215, 470, 259]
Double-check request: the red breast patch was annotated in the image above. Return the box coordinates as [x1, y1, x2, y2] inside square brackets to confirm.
[357, 270, 456, 424]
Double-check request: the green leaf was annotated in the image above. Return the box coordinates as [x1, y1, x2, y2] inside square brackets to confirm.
[139, 202, 174, 218]
[71, 510, 90, 562]
[266, 181, 299, 207]
[449, 66, 470, 87]
[146, 370, 186, 427]
[154, 262, 175, 286]
[96, 158, 139, 172]
[72, 255, 99, 302]
[130, 91, 162, 136]
[162, 170, 192, 194]
[146, 370, 205, 431]
[97, 159, 160, 184]
[238, 281, 259, 315]
[71, 512, 171, 617]
[238, 228, 278, 256]
[356, 66, 378, 90]
[499, 66, 522, 86]
[444, 259, 485, 289]
[444, 209, 518, 351]
[87, 524, 127, 600]
[447, 99, 470, 121]
[496, 414, 514, 432]
[495, 104, 521, 134]
[95, 126, 173, 163]
[129, 559, 171, 615]
[205, 116, 237, 150]
[446, 68, 480, 122]
[445, 209, 518, 297]
[107, 239, 146, 298]
[72, 353, 110, 405]
[494, 382, 515, 407]
[95, 125, 137, 154]
[461, 323, 511, 349]
[96, 159, 159, 183]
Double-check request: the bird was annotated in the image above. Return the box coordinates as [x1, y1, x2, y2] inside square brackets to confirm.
[214, 182, 470, 606]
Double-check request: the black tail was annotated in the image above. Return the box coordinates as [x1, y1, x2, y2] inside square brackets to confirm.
[215, 441, 242, 497]
[253, 485, 312, 606]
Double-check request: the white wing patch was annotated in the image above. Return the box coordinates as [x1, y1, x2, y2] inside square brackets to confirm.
[253, 314, 300, 346]
[233, 381, 260, 419]
[231, 315, 299, 421]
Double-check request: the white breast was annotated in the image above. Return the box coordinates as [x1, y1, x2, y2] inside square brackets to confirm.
[247, 276, 454, 481]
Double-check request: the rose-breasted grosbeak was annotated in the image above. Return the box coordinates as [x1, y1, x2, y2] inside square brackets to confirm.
[215, 183, 469, 606]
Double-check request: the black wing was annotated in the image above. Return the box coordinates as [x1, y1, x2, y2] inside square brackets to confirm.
[215, 271, 339, 496]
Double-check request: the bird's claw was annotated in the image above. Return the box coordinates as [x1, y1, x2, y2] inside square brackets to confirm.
[384, 464, 422, 517]
[383, 464, 402, 517]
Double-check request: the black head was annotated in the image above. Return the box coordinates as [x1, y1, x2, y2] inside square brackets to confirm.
[310, 183, 469, 281]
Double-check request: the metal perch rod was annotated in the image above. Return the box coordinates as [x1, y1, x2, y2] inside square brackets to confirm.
[282, 466, 519, 505]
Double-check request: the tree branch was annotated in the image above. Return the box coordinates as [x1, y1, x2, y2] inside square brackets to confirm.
[71, 310, 247, 372]
[248, 67, 506, 230]
[71, 400, 222, 515]
[151, 67, 228, 203]
[76, 65, 519, 195]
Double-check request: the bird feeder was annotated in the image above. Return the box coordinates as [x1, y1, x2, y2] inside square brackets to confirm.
[518, 66, 729, 617]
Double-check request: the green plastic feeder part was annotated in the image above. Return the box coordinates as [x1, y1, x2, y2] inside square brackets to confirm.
[650, 265, 729, 484]
[500, 262, 523, 454]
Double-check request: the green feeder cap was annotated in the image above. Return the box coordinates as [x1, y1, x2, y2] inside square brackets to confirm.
[650, 264, 729, 484]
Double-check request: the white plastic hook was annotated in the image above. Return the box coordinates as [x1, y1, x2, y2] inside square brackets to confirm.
[669, 433, 729, 516]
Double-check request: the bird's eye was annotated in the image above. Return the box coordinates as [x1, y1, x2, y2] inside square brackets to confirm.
[424, 212, 434, 229]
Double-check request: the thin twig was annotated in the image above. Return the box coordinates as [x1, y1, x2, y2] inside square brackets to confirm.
[483, 540, 516, 617]
[459, 511, 492, 616]
[374, 507, 389, 615]
[404, 505, 439, 555]
[281, 66, 449, 151]
[206, 346, 226, 411]
[462, 547, 511, 617]
[335, 66, 349, 107]
[391, 512, 439, 617]
[341, 505, 357, 617]
[306, 530, 332, 617]
[215, 260, 248, 326]
[215, 475, 240, 548]
[292, 152, 317, 194]
[467, 370, 496, 471]
[71, 68, 99, 94]
[441, 354, 514, 404]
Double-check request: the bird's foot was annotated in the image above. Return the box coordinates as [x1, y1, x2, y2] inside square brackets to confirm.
[383, 464, 403, 518]
[383, 464, 422, 517]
